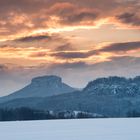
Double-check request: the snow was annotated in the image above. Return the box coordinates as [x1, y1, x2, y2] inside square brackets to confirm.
[0, 118, 140, 140]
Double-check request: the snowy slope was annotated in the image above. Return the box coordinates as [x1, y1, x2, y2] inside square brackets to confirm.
[0, 118, 140, 140]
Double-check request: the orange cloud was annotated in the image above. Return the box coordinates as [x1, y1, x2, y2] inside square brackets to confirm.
[0, 0, 139, 41]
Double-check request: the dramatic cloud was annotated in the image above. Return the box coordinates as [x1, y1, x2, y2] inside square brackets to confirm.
[29, 52, 47, 58]
[0, 0, 140, 96]
[51, 41, 140, 59]
[51, 50, 97, 59]
[54, 43, 75, 51]
[0, 64, 6, 70]
[100, 41, 140, 53]
[116, 12, 140, 26]
[16, 35, 50, 42]
[0, 0, 139, 40]
[48, 2, 99, 25]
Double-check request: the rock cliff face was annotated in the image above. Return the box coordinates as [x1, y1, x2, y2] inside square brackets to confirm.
[31, 76, 62, 87]
[0, 75, 76, 103]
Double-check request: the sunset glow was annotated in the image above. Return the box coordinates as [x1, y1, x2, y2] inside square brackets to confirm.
[0, 0, 140, 96]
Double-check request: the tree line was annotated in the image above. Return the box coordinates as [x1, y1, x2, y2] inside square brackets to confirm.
[0, 107, 103, 121]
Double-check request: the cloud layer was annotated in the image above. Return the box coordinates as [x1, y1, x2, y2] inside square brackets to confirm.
[0, 0, 140, 40]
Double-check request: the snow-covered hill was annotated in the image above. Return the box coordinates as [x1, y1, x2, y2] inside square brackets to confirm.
[0, 118, 140, 140]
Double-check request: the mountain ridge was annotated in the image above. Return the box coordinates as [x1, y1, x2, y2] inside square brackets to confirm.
[0, 75, 140, 117]
[0, 75, 76, 103]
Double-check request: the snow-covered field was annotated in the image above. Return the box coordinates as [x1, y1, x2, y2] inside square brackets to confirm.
[0, 118, 140, 140]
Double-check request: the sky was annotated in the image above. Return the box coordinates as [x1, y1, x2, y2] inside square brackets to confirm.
[0, 0, 140, 96]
